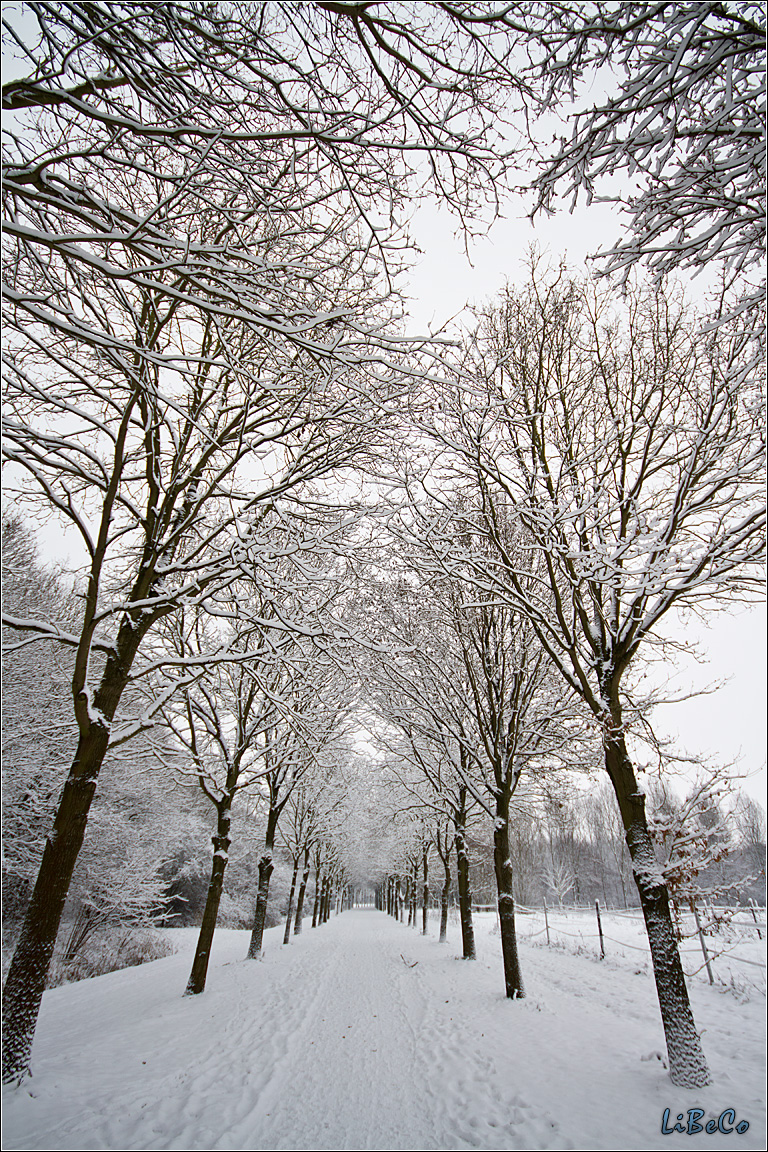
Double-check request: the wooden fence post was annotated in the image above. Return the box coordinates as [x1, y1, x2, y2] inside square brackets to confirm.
[750, 899, 762, 940]
[692, 901, 714, 985]
[595, 899, 605, 959]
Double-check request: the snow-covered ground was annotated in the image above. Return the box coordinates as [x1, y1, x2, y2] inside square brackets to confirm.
[512, 904, 766, 999]
[3, 909, 765, 1151]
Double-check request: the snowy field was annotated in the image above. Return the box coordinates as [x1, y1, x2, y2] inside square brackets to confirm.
[3, 908, 765, 1151]
[512, 905, 766, 999]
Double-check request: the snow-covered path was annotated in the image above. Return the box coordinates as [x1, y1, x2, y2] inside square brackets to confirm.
[3, 910, 765, 1151]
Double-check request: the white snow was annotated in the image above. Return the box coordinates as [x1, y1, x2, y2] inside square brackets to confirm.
[3, 910, 764, 1151]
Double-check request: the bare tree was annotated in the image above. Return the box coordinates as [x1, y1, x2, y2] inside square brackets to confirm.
[357, 578, 484, 959]
[414, 266, 764, 1085]
[522, 2, 765, 342]
[581, 781, 634, 909]
[359, 559, 584, 991]
[647, 766, 755, 936]
[733, 794, 766, 895]
[438, 580, 584, 998]
[151, 603, 286, 995]
[0, 2, 545, 1080]
[433, 815, 456, 943]
[279, 758, 349, 943]
[245, 652, 351, 959]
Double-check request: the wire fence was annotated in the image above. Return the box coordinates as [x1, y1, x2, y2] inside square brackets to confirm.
[470, 901, 766, 993]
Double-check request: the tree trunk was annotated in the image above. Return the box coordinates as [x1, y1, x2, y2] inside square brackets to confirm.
[247, 854, 274, 958]
[311, 861, 321, 927]
[440, 856, 451, 943]
[293, 847, 311, 936]
[604, 723, 711, 1088]
[422, 848, 429, 935]
[455, 809, 476, 960]
[186, 807, 231, 995]
[319, 874, 329, 923]
[283, 856, 299, 945]
[2, 720, 109, 1083]
[493, 795, 524, 999]
[247, 808, 279, 959]
[1, 596, 156, 1083]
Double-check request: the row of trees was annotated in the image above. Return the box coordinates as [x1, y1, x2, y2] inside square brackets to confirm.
[386, 267, 762, 1087]
[2, 518, 361, 971]
[3, 0, 764, 1091]
[376, 776, 765, 914]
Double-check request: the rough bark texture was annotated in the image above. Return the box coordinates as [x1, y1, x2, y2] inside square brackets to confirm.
[455, 811, 476, 960]
[247, 854, 274, 958]
[293, 848, 311, 936]
[320, 875, 330, 923]
[604, 716, 711, 1088]
[422, 850, 429, 936]
[283, 857, 299, 945]
[186, 811, 231, 995]
[1, 725, 107, 1082]
[440, 857, 451, 943]
[311, 862, 321, 927]
[2, 585, 159, 1083]
[493, 797, 524, 999]
[248, 808, 279, 959]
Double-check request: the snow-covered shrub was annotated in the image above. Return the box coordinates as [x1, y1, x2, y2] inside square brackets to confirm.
[46, 928, 176, 987]
[215, 892, 252, 930]
[2, 520, 79, 916]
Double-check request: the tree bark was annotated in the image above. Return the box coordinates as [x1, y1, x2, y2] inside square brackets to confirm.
[455, 802, 476, 960]
[493, 794, 524, 999]
[311, 860, 321, 927]
[1, 584, 159, 1083]
[1, 723, 109, 1082]
[247, 807, 279, 959]
[604, 717, 711, 1087]
[440, 856, 451, 943]
[186, 807, 231, 995]
[422, 847, 429, 935]
[293, 846, 311, 936]
[283, 856, 299, 945]
[319, 874, 330, 923]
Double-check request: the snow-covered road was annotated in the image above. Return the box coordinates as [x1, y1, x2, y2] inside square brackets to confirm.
[3, 910, 765, 1150]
